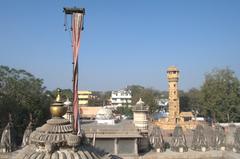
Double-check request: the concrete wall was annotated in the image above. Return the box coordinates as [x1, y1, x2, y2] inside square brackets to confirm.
[94, 138, 137, 155]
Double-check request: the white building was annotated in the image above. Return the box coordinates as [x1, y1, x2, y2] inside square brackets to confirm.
[111, 90, 132, 107]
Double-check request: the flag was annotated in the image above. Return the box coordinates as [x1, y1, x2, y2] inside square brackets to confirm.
[72, 13, 83, 134]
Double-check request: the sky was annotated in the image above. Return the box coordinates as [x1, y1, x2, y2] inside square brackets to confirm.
[0, 0, 239, 91]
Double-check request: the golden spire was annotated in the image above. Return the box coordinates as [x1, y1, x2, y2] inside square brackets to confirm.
[55, 88, 62, 102]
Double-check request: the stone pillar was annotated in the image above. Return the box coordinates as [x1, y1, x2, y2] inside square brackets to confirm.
[114, 138, 118, 155]
[134, 138, 138, 155]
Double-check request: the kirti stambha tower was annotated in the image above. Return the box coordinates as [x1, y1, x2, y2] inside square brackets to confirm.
[167, 66, 180, 123]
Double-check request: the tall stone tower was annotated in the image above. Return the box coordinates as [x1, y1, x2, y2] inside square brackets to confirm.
[167, 66, 180, 123]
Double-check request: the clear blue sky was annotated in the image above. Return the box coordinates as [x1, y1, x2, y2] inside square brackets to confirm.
[0, 0, 239, 91]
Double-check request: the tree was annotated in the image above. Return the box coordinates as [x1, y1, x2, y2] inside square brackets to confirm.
[179, 91, 189, 112]
[179, 88, 202, 114]
[186, 88, 202, 116]
[0, 65, 51, 145]
[127, 85, 145, 105]
[51, 89, 73, 101]
[201, 68, 240, 122]
[127, 85, 160, 114]
[88, 91, 103, 106]
[116, 106, 133, 118]
[88, 91, 111, 106]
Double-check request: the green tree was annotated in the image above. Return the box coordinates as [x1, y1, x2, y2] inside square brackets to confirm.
[87, 91, 111, 106]
[51, 89, 73, 101]
[179, 90, 190, 112]
[201, 68, 240, 122]
[127, 85, 160, 114]
[186, 88, 202, 115]
[0, 65, 51, 145]
[179, 88, 202, 114]
[88, 91, 103, 106]
[102, 91, 111, 105]
[127, 85, 145, 105]
[116, 106, 133, 118]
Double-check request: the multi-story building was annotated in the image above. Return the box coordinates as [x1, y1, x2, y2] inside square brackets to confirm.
[78, 91, 92, 105]
[111, 89, 132, 107]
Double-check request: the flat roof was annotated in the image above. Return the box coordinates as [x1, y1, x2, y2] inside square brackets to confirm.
[81, 119, 142, 138]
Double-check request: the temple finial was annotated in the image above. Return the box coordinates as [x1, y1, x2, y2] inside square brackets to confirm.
[56, 88, 62, 102]
[50, 88, 67, 118]
[136, 98, 144, 105]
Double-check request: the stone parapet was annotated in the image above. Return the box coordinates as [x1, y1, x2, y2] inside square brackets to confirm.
[142, 150, 240, 159]
[153, 120, 198, 130]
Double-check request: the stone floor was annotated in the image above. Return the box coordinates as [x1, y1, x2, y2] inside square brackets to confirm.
[141, 150, 240, 159]
[0, 152, 16, 159]
[1, 150, 240, 159]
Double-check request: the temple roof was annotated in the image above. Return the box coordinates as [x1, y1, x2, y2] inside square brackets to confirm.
[15, 90, 111, 159]
[16, 145, 103, 159]
[30, 118, 72, 144]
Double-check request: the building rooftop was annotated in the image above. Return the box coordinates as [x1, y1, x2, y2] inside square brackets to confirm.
[81, 119, 142, 138]
[180, 112, 194, 117]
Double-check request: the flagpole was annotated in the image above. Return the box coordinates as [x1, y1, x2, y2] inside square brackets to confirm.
[63, 7, 85, 135]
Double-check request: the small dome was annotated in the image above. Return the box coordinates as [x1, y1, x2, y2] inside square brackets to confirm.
[96, 108, 113, 120]
[133, 98, 148, 111]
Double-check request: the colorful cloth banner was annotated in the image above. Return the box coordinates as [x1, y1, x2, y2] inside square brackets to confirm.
[72, 13, 83, 134]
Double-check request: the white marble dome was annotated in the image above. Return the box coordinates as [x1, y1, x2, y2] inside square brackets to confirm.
[96, 108, 113, 120]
